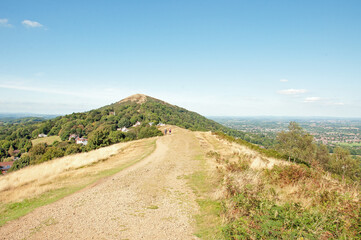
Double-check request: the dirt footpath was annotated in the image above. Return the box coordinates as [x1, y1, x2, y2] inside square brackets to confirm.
[0, 127, 203, 240]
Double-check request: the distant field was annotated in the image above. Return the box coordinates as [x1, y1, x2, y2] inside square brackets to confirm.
[31, 136, 61, 146]
[338, 142, 361, 147]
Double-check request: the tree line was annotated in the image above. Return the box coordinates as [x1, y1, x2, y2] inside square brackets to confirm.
[276, 122, 361, 181]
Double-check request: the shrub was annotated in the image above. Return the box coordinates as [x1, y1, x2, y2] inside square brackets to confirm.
[8, 155, 31, 171]
[38, 147, 65, 163]
[222, 192, 360, 239]
[265, 164, 318, 186]
[65, 144, 83, 155]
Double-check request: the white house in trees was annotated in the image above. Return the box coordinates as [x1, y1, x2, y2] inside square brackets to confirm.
[76, 137, 88, 145]
[118, 127, 128, 132]
[68, 134, 78, 141]
[133, 121, 141, 127]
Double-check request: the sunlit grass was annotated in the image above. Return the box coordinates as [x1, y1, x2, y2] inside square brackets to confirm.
[31, 136, 61, 146]
[186, 153, 224, 239]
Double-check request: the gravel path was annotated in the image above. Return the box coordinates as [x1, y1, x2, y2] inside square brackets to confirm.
[0, 127, 202, 240]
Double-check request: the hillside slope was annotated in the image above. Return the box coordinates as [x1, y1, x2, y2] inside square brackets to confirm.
[102, 94, 232, 132]
[0, 127, 202, 239]
[2, 94, 246, 171]
[1, 126, 359, 239]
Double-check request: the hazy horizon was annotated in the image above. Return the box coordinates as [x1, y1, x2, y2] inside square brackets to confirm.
[1, 1, 361, 117]
[1, 111, 361, 121]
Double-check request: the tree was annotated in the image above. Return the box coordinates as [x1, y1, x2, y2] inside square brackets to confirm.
[277, 122, 316, 164]
[109, 131, 125, 144]
[329, 147, 360, 180]
[118, 118, 131, 128]
[87, 127, 111, 150]
[9, 155, 30, 171]
[29, 143, 47, 156]
[39, 147, 64, 163]
[8, 145, 15, 157]
[65, 144, 83, 155]
[138, 126, 163, 139]
[316, 144, 331, 169]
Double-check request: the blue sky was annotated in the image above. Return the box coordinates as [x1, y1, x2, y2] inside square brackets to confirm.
[0, 0, 360, 117]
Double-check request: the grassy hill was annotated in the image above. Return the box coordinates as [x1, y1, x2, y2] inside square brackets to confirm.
[103, 94, 232, 132]
[1, 94, 360, 183]
[0, 95, 359, 238]
[0, 94, 244, 172]
[198, 132, 361, 239]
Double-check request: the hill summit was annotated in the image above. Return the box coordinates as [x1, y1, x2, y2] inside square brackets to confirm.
[3, 93, 245, 171]
[118, 93, 148, 104]
[103, 93, 238, 133]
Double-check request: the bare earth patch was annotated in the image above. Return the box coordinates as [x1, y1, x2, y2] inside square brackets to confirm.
[118, 93, 147, 104]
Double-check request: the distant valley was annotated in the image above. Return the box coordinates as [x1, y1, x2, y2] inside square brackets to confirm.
[211, 116, 361, 156]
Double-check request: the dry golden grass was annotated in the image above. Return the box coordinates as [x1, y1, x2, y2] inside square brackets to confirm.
[0, 137, 156, 203]
[119, 93, 147, 104]
[200, 131, 360, 209]
[31, 136, 61, 146]
[197, 132, 361, 238]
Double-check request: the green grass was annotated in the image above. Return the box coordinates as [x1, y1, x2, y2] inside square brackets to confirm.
[0, 139, 156, 227]
[31, 136, 61, 146]
[338, 142, 361, 147]
[194, 199, 222, 239]
[221, 160, 361, 239]
[0, 186, 82, 226]
[185, 153, 224, 239]
[222, 189, 361, 239]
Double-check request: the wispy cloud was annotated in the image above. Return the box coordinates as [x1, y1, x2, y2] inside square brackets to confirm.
[278, 89, 307, 95]
[0, 18, 12, 27]
[22, 20, 43, 28]
[280, 79, 288, 82]
[304, 97, 321, 103]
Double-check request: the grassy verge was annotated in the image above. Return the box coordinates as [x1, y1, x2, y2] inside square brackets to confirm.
[0, 139, 156, 226]
[214, 132, 311, 167]
[213, 149, 361, 239]
[185, 154, 224, 240]
[214, 132, 286, 160]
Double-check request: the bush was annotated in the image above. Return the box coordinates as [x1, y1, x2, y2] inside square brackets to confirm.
[87, 128, 111, 150]
[137, 126, 163, 139]
[109, 131, 125, 144]
[8, 155, 31, 171]
[265, 164, 318, 186]
[65, 144, 83, 155]
[38, 147, 65, 163]
[29, 143, 47, 156]
[222, 187, 361, 239]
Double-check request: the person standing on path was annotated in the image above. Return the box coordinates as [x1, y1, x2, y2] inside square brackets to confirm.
[164, 129, 168, 135]
[169, 128, 172, 135]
